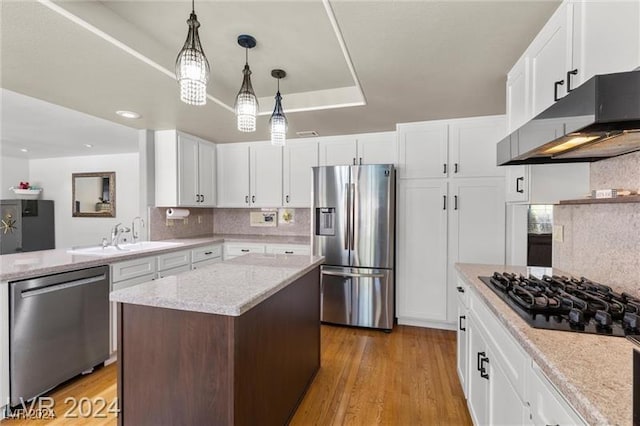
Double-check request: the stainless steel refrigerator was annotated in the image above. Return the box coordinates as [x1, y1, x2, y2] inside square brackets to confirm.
[312, 164, 395, 331]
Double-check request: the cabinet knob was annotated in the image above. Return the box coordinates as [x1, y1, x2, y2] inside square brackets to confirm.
[201, 194, 205, 202]
[204, 251, 213, 255]
[284, 251, 294, 254]
[353, 158, 357, 165]
[443, 163, 447, 174]
[286, 195, 290, 203]
[459, 315, 466, 331]
[241, 249, 250, 253]
[245, 195, 249, 204]
[359, 157, 362, 165]
[454, 163, 458, 174]
[443, 195, 447, 210]
[454, 195, 458, 210]
[456, 286, 465, 293]
[251, 195, 256, 203]
[516, 177, 525, 194]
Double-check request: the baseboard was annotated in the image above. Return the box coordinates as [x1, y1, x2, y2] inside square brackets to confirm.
[397, 317, 456, 331]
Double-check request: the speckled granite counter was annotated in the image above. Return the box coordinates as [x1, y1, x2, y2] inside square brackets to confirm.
[456, 263, 635, 426]
[0, 234, 310, 282]
[110, 253, 323, 316]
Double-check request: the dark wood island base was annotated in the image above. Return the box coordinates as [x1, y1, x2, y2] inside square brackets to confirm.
[117, 267, 320, 426]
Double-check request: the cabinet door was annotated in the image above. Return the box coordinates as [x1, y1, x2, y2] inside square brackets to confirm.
[356, 132, 396, 164]
[198, 141, 216, 207]
[177, 133, 200, 207]
[318, 136, 358, 166]
[283, 140, 318, 207]
[529, 364, 586, 426]
[396, 179, 448, 324]
[217, 144, 250, 207]
[488, 352, 529, 426]
[397, 122, 448, 179]
[456, 298, 468, 397]
[250, 143, 282, 207]
[506, 56, 530, 133]
[529, 2, 572, 116]
[449, 178, 506, 266]
[505, 165, 529, 203]
[448, 178, 505, 323]
[572, 1, 640, 88]
[449, 116, 506, 178]
[466, 316, 490, 426]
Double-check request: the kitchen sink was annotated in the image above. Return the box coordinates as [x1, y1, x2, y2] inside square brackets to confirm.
[67, 241, 184, 256]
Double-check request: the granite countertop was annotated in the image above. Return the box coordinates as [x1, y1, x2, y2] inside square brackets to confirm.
[0, 234, 311, 282]
[110, 253, 324, 316]
[456, 263, 634, 426]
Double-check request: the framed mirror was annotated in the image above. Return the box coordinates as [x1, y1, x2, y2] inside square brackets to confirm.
[72, 172, 116, 217]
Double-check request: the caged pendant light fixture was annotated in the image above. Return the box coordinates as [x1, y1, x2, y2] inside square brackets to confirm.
[175, 0, 210, 106]
[234, 35, 258, 132]
[269, 69, 288, 146]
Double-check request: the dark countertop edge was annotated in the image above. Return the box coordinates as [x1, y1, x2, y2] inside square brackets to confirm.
[110, 257, 325, 317]
[454, 262, 616, 426]
[0, 234, 311, 282]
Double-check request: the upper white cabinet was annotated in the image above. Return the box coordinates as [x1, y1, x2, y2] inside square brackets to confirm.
[318, 132, 395, 166]
[397, 116, 506, 180]
[507, 0, 640, 128]
[397, 121, 448, 179]
[217, 142, 282, 207]
[529, 2, 572, 116]
[155, 130, 216, 207]
[449, 116, 506, 178]
[283, 139, 318, 207]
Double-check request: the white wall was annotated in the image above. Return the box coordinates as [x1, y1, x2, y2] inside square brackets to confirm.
[29, 153, 140, 248]
[0, 156, 30, 199]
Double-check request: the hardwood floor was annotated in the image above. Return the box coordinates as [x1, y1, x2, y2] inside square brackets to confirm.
[1, 325, 470, 425]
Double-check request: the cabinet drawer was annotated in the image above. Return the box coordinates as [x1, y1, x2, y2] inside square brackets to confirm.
[191, 257, 222, 270]
[469, 287, 529, 401]
[191, 244, 222, 263]
[224, 243, 265, 258]
[111, 257, 156, 283]
[112, 273, 156, 291]
[265, 244, 311, 255]
[157, 250, 190, 272]
[157, 264, 191, 278]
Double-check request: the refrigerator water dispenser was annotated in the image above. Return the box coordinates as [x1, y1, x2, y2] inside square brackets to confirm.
[315, 208, 335, 236]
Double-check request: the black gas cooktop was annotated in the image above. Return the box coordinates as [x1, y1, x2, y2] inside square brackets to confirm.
[479, 272, 640, 337]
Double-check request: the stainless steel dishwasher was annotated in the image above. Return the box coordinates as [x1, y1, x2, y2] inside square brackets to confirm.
[10, 265, 109, 406]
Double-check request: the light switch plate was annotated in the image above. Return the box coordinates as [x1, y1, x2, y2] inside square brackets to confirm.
[553, 225, 564, 242]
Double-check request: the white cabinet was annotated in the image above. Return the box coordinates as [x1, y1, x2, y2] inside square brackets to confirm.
[217, 142, 283, 207]
[155, 130, 216, 207]
[505, 165, 529, 203]
[265, 244, 311, 255]
[111, 272, 156, 353]
[507, 0, 640, 130]
[157, 250, 190, 272]
[397, 121, 448, 179]
[529, 2, 572, 116]
[506, 56, 530, 133]
[397, 180, 448, 325]
[250, 143, 283, 207]
[283, 140, 318, 207]
[318, 132, 396, 166]
[224, 242, 309, 259]
[0, 280, 8, 416]
[318, 136, 357, 166]
[449, 117, 506, 178]
[571, 0, 640, 89]
[456, 280, 469, 397]
[457, 273, 587, 426]
[397, 116, 506, 180]
[223, 242, 266, 259]
[191, 244, 223, 269]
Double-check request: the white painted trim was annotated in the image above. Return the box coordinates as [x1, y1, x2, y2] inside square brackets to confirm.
[397, 317, 456, 331]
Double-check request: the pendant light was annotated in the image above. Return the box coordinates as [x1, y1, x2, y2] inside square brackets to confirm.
[269, 69, 287, 146]
[234, 35, 258, 132]
[175, 0, 210, 106]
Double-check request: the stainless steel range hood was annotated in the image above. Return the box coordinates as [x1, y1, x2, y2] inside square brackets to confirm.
[497, 70, 640, 165]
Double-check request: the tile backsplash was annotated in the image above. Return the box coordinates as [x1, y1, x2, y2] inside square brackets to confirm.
[148, 207, 311, 240]
[149, 207, 214, 240]
[553, 152, 640, 295]
[213, 208, 310, 236]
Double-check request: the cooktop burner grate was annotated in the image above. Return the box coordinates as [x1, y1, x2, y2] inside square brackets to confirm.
[479, 273, 640, 337]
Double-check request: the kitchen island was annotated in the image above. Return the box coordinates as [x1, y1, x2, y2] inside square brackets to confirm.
[110, 253, 324, 426]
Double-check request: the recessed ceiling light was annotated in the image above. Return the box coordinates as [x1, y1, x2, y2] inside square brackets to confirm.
[84, 144, 93, 148]
[116, 110, 141, 119]
[296, 130, 319, 137]
[20, 148, 28, 152]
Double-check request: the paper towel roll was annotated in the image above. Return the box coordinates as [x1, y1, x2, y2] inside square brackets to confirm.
[166, 208, 190, 219]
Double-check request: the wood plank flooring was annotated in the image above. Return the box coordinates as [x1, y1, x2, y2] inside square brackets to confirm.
[1, 325, 471, 425]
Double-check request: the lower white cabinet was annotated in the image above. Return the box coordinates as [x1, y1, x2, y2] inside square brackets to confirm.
[457, 273, 586, 426]
[0, 281, 8, 416]
[265, 244, 311, 255]
[224, 242, 310, 259]
[157, 264, 191, 278]
[157, 250, 190, 272]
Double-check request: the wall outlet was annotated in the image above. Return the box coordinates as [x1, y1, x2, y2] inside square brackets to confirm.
[553, 225, 564, 243]
[166, 218, 174, 227]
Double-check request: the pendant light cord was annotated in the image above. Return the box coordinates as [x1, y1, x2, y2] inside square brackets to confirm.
[192, 0, 195, 13]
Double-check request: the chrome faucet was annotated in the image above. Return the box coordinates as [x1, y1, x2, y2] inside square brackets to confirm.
[132, 216, 145, 243]
[110, 223, 131, 250]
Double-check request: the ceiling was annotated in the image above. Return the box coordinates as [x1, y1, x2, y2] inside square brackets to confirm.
[1, 0, 560, 150]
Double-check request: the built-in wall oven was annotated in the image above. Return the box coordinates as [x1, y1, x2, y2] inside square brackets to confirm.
[9, 266, 109, 406]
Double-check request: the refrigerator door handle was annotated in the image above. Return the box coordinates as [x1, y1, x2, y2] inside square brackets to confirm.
[344, 183, 350, 250]
[350, 183, 356, 251]
[322, 270, 385, 279]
